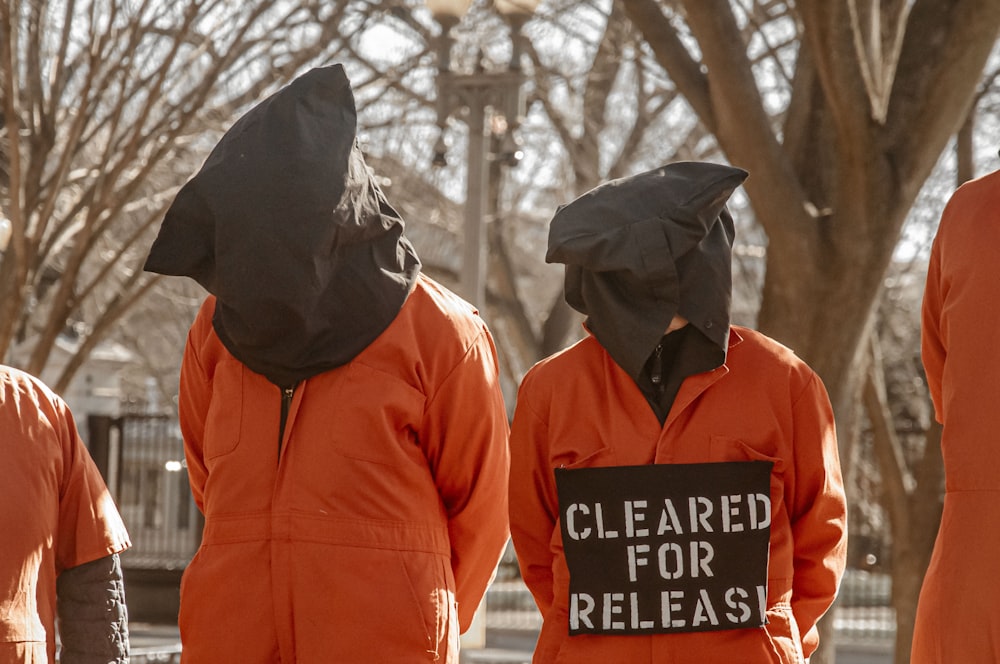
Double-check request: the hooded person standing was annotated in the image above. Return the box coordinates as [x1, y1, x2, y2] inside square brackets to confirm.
[507, 162, 847, 664]
[911, 166, 1000, 663]
[142, 64, 511, 663]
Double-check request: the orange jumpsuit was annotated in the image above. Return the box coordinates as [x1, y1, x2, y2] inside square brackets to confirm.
[0, 366, 131, 663]
[177, 275, 510, 663]
[509, 327, 847, 663]
[912, 168, 1000, 662]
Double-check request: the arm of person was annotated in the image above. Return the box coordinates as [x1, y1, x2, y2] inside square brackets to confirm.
[921, 233, 946, 423]
[177, 300, 215, 512]
[56, 554, 129, 664]
[421, 326, 511, 632]
[507, 376, 560, 616]
[788, 372, 848, 658]
[53, 395, 131, 664]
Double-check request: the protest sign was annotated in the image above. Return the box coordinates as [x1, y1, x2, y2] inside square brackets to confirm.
[555, 461, 772, 636]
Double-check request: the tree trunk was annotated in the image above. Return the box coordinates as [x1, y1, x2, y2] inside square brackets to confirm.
[892, 555, 922, 664]
[893, 421, 944, 664]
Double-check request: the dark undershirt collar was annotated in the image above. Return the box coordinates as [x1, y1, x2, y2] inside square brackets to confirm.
[637, 325, 725, 425]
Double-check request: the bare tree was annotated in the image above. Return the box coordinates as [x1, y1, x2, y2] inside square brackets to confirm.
[618, 0, 997, 410]
[0, 0, 359, 392]
[0, 0, 714, 408]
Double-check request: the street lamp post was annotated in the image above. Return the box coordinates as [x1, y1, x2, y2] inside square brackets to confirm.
[426, 0, 537, 308]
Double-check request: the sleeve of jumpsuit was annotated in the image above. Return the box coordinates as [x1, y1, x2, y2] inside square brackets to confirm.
[178, 304, 213, 513]
[420, 325, 511, 633]
[921, 231, 946, 423]
[788, 372, 848, 658]
[507, 373, 559, 616]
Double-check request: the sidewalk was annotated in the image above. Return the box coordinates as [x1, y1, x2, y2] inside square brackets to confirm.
[835, 642, 896, 664]
[127, 622, 893, 664]
[129, 623, 181, 664]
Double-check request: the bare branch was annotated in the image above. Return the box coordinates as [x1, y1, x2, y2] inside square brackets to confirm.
[53, 273, 161, 393]
[621, 0, 715, 130]
[863, 330, 913, 537]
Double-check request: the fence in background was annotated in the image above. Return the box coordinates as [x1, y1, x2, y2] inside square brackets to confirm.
[836, 569, 895, 644]
[89, 414, 202, 571]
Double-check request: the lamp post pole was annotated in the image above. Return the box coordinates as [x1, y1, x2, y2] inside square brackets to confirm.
[428, 0, 536, 308]
[461, 84, 488, 308]
[425, 0, 537, 650]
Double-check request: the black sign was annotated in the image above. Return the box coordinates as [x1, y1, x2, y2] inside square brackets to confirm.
[555, 461, 773, 636]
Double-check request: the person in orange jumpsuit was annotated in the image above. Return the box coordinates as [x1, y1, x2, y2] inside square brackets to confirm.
[0, 365, 131, 664]
[508, 162, 848, 663]
[142, 64, 510, 663]
[911, 166, 1000, 663]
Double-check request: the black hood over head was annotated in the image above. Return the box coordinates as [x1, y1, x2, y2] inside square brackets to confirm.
[143, 64, 421, 386]
[546, 161, 748, 381]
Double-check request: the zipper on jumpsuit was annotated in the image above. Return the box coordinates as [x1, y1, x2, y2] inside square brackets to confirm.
[278, 385, 295, 455]
[274, 384, 297, 662]
[650, 343, 664, 396]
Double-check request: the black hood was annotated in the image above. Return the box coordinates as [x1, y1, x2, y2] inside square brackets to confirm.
[143, 64, 420, 386]
[546, 161, 748, 381]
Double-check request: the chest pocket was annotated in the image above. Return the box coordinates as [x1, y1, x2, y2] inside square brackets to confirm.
[709, 435, 785, 536]
[550, 438, 616, 471]
[318, 362, 426, 467]
[709, 435, 782, 472]
[204, 358, 245, 460]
